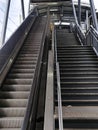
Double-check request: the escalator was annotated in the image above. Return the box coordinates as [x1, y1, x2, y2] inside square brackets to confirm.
[55, 27, 98, 129]
[0, 16, 47, 130]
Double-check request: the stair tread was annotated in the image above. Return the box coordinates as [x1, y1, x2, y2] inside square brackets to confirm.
[55, 106, 98, 119]
[56, 128, 98, 130]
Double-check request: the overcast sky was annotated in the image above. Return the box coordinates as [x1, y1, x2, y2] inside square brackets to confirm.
[79, 0, 98, 10]
[93, 0, 98, 10]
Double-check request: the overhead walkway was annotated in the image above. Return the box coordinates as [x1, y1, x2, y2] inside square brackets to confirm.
[54, 27, 98, 129]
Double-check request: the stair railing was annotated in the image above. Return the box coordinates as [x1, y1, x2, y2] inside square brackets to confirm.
[71, 0, 86, 45]
[74, 24, 86, 45]
[54, 27, 63, 130]
[85, 25, 98, 53]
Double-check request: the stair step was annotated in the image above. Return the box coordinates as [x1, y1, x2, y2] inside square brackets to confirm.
[57, 50, 94, 52]
[60, 78, 98, 82]
[59, 61, 98, 63]
[60, 71, 98, 74]
[60, 68, 98, 71]
[55, 106, 98, 119]
[55, 99, 98, 106]
[56, 128, 97, 130]
[58, 55, 96, 58]
[58, 57, 98, 60]
[57, 46, 92, 49]
[57, 52, 95, 55]
[55, 119, 98, 129]
[55, 93, 98, 100]
[59, 87, 98, 93]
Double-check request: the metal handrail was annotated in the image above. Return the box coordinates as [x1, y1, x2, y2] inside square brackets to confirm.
[54, 28, 63, 130]
[75, 24, 86, 45]
[71, 0, 86, 45]
[86, 25, 98, 38]
[85, 25, 98, 48]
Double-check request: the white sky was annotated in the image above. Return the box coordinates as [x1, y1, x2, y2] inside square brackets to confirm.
[94, 0, 98, 10]
[75, 0, 98, 11]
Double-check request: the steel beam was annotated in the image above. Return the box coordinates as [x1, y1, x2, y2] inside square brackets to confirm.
[1, 0, 11, 45]
[21, 0, 25, 20]
[89, 0, 98, 31]
[78, 0, 81, 26]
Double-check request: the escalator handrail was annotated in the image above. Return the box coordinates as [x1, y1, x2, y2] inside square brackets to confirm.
[21, 9, 50, 130]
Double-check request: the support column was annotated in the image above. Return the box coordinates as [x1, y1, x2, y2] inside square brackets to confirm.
[71, 0, 78, 25]
[86, 10, 89, 30]
[1, 0, 11, 45]
[21, 0, 25, 20]
[89, 0, 98, 31]
[78, 0, 81, 26]
[28, 0, 31, 14]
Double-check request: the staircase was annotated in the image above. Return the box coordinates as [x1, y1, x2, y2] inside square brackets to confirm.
[55, 28, 98, 129]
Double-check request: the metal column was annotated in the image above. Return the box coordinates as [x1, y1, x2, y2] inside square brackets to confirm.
[71, 0, 78, 25]
[1, 0, 11, 45]
[89, 0, 98, 31]
[28, 0, 31, 14]
[78, 0, 81, 26]
[86, 10, 89, 30]
[21, 0, 25, 20]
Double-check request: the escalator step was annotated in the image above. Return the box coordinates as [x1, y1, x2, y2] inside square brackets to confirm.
[0, 108, 26, 117]
[0, 91, 29, 99]
[8, 73, 33, 78]
[0, 117, 23, 128]
[10, 68, 35, 73]
[0, 99, 27, 107]
[2, 85, 31, 91]
[5, 79, 33, 84]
